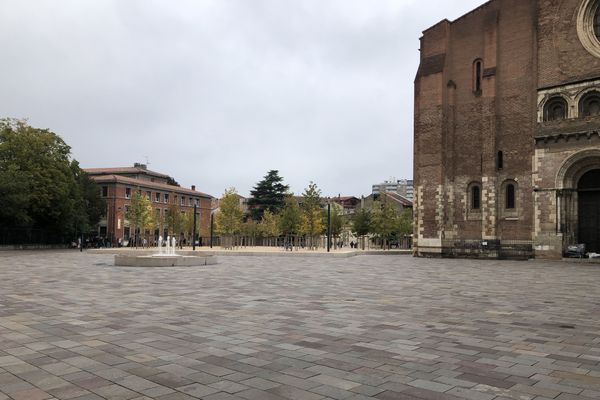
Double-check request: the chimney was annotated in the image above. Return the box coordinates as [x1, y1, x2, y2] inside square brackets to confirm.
[191, 185, 196, 191]
[134, 162, 147, 170]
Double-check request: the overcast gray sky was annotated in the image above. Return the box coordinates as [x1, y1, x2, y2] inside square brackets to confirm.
[1, 0, 484, 198]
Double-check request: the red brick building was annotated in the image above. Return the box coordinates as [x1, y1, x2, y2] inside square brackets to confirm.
[414, 0, 600, 259]
[85, 164, 213, 246]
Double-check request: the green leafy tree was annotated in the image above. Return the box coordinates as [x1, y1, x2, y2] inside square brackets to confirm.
[248, 170, 289, 221]
[166, 176, 180, 186]
[396, 208, 413, 246]
[327, 202, 344, 246]
[182, 210, 198, 245]
[352, 208, 372, 250]
[165, 203, 185, 239]
[259, 210, 280, 236]
[71, 161, 106, 235]
[215, 188, 244, 249]
[259, 210, 280, 246]
[126, 190, 154, 247]
[300, 182, 324, 249]
[279, 194, 301, 236]
[371, 201, 399, 249]
[0, 118, 104, 242]
[0, 164, 32, 227]
[241, 219, 259, 246]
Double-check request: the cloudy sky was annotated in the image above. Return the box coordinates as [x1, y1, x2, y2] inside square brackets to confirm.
[1, 0, 483, 198]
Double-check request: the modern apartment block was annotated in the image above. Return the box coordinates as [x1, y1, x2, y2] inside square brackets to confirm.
[372, 178, 414, 200]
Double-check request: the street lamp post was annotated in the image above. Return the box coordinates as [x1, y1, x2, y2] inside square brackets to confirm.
[193, 203, 197, 251]
[210, 213, 214, 248]
[327, 201, 331, 252]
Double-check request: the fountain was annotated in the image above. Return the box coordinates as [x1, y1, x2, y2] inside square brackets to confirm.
[114, 235, 217, 267]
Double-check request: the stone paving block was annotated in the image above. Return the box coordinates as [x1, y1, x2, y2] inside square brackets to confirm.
[177, 382, 221, 397]
[208, 379, 249, 394]
[237, 388, 287, 400]
[155, 393, 198, 400]
[349, 385, 385, 397]
[310, 374, 362, 390]
[267, 384, 325, 400]
[374, 390, 416, 400]
[90, 383, 139, 400]
[116, 374, 158, 391]
[309, 384, 355, 399]
[240, 376, 281, 390]
[47, 383, 92, 399]
[407, 378, 454, 393]
[70, 394, 105, 400]
[7, 387, 52, 400]
[203, 392, 246, 400]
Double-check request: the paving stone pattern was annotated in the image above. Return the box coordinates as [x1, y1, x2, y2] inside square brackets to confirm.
[0, 251, 599, 399]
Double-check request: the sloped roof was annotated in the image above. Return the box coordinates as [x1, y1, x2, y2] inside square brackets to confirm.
[85, 166, 169, 179]
[385, 192, 413, 207]
[333, 196, 360, 202]
[91, 174, 213, 198]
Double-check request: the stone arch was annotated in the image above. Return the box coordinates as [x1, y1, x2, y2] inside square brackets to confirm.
[579, 90, 600, 117]
[543, 95, 569, 121]
[556, 149, 600, 189]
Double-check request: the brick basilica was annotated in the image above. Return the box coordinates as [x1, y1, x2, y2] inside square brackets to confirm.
[413, 0, 600, 259]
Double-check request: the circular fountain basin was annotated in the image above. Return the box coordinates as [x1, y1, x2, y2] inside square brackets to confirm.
[114, 254, 217, 267]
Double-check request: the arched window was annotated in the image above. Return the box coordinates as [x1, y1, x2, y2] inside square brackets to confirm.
[506, 184, 516, 209]
[580, 91, 600, 117]
[473, 60, 483, 94]
[595, 6, 600, 40]
[472, 186, 481, 210]
[543, 96, 568, 121]
[497, 151, 503, 170]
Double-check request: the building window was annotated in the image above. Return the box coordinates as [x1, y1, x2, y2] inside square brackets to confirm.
[497, 151, 503, 170]
[580, 91, 600, 117]
[473, 59, 483, 94]
[467, 182, 482, 216]
[125, 187, 131, 199]
[471, 185, 481, 210]
[101, 186, 108, 197]
[155, 192, 161, 202]
[543, 96, 568, 121]
[506, 184, 516, 209]
[195, 199, 199, 206]
[577, 0, 600, 58]
[499, 180, 518, 216]
[180, 196, 185, 206]
[146, 191, 151, 199]
[164, 194, 169, 203]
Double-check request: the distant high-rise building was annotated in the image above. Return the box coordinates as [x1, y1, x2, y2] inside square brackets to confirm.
[372, 178, 413, 200]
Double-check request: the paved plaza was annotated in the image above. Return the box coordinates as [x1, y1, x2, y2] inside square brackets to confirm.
[0, 252, 599, 400]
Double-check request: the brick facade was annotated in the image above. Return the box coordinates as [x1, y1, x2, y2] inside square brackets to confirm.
[414, 0, 600, 259]
[85, 164, 213, 246]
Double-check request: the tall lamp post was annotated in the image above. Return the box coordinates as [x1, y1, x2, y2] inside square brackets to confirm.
[210, 213, 214, 248]
[327, 199, 331, 252]
[192, 203, 197, 251]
